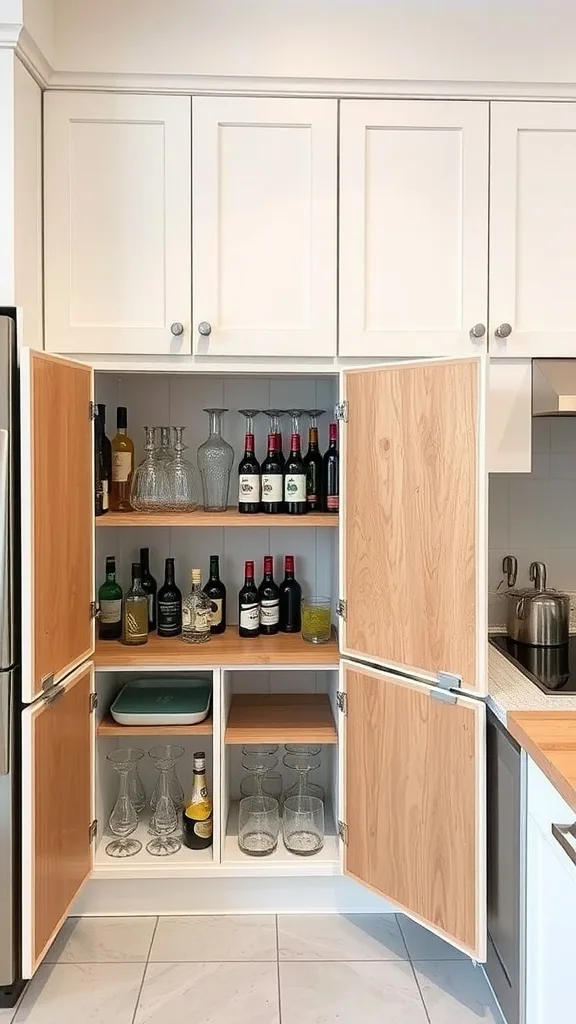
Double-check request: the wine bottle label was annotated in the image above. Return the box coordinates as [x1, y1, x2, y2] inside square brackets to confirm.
[183, 606, 210, 632]
[158, 601, 181, 633]
[112, 451, 132, 483]
[307, 493, 318, 504]
[284, 473, 306, 502]
[262, 475, 283, 502]
[327, 494, 339, 511]
[99, 599, 121, 624]
[124, 606, 147, 640]
[102, 480, 109, 511]
[238, 474, 260, 503]
[240, 603, 260, 630]
[194, 816, 213, 839]
[260, 599, 280, 626]
[209, 598, 223, 627]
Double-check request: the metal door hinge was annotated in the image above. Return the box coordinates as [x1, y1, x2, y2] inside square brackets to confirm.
[40, 672, 55, 692]
[44, 685, 64, 707]
[89, 692, 98, 713]
[337, 599, 347, 620]
[338, 820, 349, 846]
[430, 688, 458, 705]
[89, 401, 97, 421]
[336, 691, 348, 716]
[437, 671, 461, 691]
[90, 601, 100, 620]
[334, 401, 348, 423]
[89, 819, 98, 844]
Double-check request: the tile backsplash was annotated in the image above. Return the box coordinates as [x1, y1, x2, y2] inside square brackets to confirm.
[489, 417, 576, 624]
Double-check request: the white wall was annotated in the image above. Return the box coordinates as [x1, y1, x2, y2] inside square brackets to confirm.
[52, 0, 576, 84]
[23, 0, 55, 64]
[14, 57, 42, 347]
[0, 50, 15, 305]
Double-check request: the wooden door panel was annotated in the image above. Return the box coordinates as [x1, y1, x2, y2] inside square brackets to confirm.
[22, 663, 93, 976]
[343, 662, 485, 960]
[342, 357, 487, 695]
[21, 350, 94, 702]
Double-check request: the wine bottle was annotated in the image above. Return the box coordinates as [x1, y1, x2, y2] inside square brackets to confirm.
[303, 426, 323, 512]
[238, 432, 261, 514]
[284, 433, 307, 515]
[110, 406, 135, 512]
[203, 554, 227, 634]
[276, 430, 285, 469]
[182, 569, 212, 644]
[97, 403, 112, 513]
[279, 555, 302, 633]
[98, 556, 122, 640]
[182, 751, 213, 850]
[238, 560, 260, 638]
[157, 557, 182, 637]
[94, 406, 105, 517]
[122, 562, 149, 646]
[261, 434, 284, 514]
[323, 422, 339, 513]
[257, 556, 281, 635]
[140, 547, 157, 632]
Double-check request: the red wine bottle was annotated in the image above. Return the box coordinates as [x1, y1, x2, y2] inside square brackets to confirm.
[140, 547, 157, 631]
[275, 430, 285, 468]
[279, 555, 302, 633]
[284, 434, 307, 515]
[257, 556, 280, 635]
[304, 426, 323, 512]
[323, 423, 339, 513]
[203, 554, 227, 634]
[238, 560, 260, 638]
[238, 432, 261, 514]
[261, 434, 284, 514]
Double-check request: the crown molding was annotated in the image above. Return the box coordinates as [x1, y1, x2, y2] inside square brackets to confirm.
[15, 27, 52, 88]
[0, 21, 22, 49]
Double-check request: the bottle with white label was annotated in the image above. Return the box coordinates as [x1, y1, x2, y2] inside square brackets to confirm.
[98, 556, 123, 640]
[238, 431, 261, 514]
[261, 434, 284, 514]
[110, 406, 135, 512]
[238, 560, 260, 638]
[257, 556, 280, 636]
[182, 569, 212, 644]
[284, 433, 307, 515]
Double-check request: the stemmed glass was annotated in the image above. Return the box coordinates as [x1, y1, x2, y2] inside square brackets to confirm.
[240, 745, 282, 801]
[197, 409, 235, 511]
[263, 409, 287, 466]
[284, 749, 325, 801]
[147, 745, 183, 857]
[286, 408, 307, 436]
[130, 427, 169, 511]
[306, 410, 326, 429]
[150, 743, 185, 812]
[241, 751, 279, 797]
[239, 409, 261, 435]
[165, 426, 199, 512]
[106, 749, 143, 858]
[126, 748, 146, 814]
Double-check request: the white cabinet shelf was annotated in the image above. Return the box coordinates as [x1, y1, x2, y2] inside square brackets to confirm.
[222, 803, 340, 878]
[93, 814, 214, 880]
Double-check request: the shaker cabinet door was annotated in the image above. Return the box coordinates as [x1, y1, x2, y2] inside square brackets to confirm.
[22, 663, 94, 977]
[44, 93, 191, 355]
[341, 660, 486, 961]
[339, 100, 489, 357]
[21, 350, 94, 702]
[490, 102, 576, 357]
[192, 97, 337, 358]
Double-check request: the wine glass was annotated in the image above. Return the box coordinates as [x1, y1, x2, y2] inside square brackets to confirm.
[106, 749, 143, 858]
[126, 748, 146, 814]
[150, 743, 185, 812]
[286, 409, 307, 435]
[306, 410, 326, 429]
[241, 751, 279, 797]
[147, 745, 183, 857]
[238, 409, 261, 435]
[263, 409, 287, 465]
[283, 750, 325, 801]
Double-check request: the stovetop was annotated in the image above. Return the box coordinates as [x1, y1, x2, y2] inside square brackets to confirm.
[489, 634, 576, 694]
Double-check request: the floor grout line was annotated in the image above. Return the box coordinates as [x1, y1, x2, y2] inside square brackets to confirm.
[407, 959, 432, 1024]
[145, 917, 160, 963]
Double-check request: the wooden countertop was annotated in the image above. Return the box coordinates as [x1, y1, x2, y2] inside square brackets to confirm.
[508, 711, 576, 814]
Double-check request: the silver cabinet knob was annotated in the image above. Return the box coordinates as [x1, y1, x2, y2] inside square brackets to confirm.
[170, 322, 184, 337]
[469, 323, 486, 340]
[198, 321, 212, 337]
[495, 323, 512, 339]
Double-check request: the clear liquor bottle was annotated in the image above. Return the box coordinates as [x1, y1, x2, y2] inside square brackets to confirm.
[182, 569, 212, 644]
[122, 562, 149, 646]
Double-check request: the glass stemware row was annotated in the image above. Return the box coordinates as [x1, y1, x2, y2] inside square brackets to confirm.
[106, 744, 185, 859]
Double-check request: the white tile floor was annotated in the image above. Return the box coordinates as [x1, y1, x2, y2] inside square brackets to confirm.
[4, 914, 505, 1023]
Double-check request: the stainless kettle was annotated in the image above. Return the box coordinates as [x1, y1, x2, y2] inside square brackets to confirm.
[506, 560, 570, 647]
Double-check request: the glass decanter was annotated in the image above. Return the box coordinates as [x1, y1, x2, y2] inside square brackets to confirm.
[150, 743, 185, 812]
[196, 409, 234, 511]
[106, 749, 143, 858]
[126, 748, 146, 814]
[130, 427, 169, 512]
[147, 745, 182, 857]
[164, 426, 199, 512]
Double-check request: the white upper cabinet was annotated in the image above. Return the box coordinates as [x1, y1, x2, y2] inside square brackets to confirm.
[44, 93, 191, 355]
[490, 102, 576, 357]
[339, 100, 489, 357]
[192, 97, 337, 358]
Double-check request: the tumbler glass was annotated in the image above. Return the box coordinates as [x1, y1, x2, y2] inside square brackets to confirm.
[238, 795, 279, 856]
[283, 795, 324, 856]
[301, 597, 332, 643]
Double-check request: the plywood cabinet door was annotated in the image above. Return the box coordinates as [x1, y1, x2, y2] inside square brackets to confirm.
[22, 663, 94, 977]
[44, 93, 191, 355]
[339, 100, 489, 357]
[192, 97, 337, 358]
[21, 351, 94, 702]
[342, 660, 486, 960]
[490, 102, 576, 357]
[340, 356, 487, 696]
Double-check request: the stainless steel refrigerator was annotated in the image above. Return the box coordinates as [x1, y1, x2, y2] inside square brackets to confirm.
[0, 310, 24, 1005]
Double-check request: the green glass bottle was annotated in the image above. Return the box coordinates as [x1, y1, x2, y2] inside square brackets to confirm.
[98, 556, 123, 640]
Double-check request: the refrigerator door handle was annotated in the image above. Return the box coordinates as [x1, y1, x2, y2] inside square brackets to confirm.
[0, 429, 9, 671]
[0, 672, 8, 775]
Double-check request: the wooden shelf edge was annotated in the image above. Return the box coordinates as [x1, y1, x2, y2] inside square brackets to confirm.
[95, 508, 338, 528]
[225, 693, 337, 745]
[97, 712, 213, 737]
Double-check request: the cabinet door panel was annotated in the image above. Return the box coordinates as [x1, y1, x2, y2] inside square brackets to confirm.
[340, 356, 487, 696]
[22, 663, 94, 977]
[339, 100, 489, 357]
[343, 661, 486, 960]
[21, 351, 94, 702]
[491, 102, 576, 357]
[192, 97, 337, 358]
[44, 93, 191, 355]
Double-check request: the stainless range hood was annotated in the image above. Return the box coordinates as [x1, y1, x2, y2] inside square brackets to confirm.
[533, 360, 576, 416]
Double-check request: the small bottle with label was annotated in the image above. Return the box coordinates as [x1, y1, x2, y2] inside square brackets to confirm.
[261, 434, 284, 514]
[238, 431, 261, 514]
[182, 569, 212, 644]
[238, 560, 260, 638]
[110, 406, 135, 513]
[98, 556, 123, 640]
[203, 554, 226, 634]
[157, 558, 182, 637]
[284, 433, 307, 515]
[257, 556, 280, 636]
[122, 562, 149, 646]
[182, 751, 213, 850]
